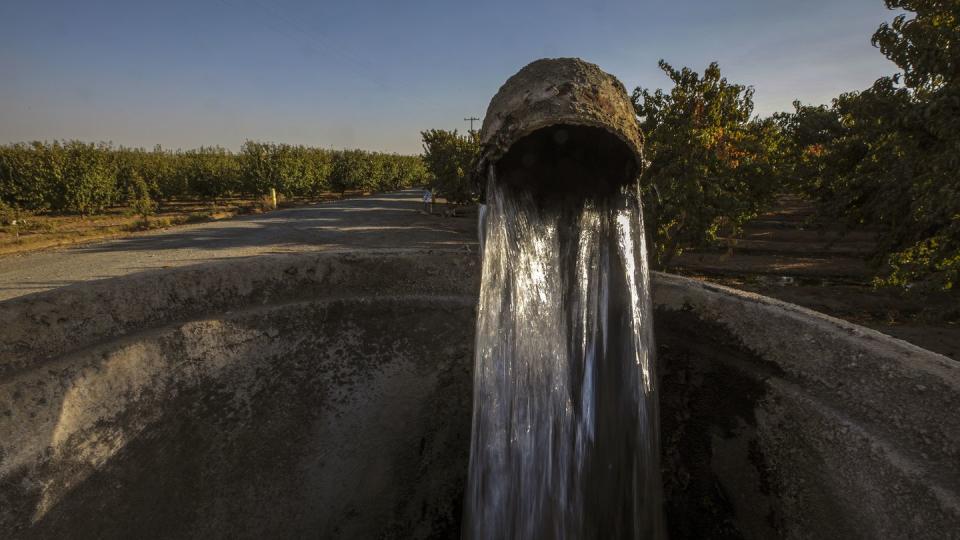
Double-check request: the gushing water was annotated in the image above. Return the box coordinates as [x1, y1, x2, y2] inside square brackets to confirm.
[465, 171, 664, 539]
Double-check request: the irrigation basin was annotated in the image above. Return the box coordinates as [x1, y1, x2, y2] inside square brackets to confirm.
[0, 250, 957, 538]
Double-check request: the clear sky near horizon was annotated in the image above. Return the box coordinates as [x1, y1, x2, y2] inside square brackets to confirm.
[1, 0, 900, 154]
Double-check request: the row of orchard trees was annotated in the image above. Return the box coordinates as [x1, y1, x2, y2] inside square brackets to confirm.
[418, 0, 957, 294]
[773, 0, 959, 292]
[633, 0, 958, 292]
[0, 141, 427, 215]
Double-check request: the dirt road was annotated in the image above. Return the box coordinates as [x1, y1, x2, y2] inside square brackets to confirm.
[0, 190, 477, 301]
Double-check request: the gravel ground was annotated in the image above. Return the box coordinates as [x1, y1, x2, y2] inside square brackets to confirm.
[0, 190, 477, 301]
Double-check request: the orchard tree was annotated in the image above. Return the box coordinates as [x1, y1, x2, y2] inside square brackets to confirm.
[1, 140, 424, 216]
[301, 147, 333, 195]
[127, 169, 156, 224]
[0, 141, 115, 214]
[420, 129, 480, 208]
[155, 149, 191, 201]
[633, 61, 783, 267]
[871, 0, 960, 291]
[329, 149, 369, 195]
[0, 142, 52, 211]
[181, 146, 239, 202]
[781, 0, 960, 291]
[240, 141, 280, 196]
[772, 101, 844, 192]
[56, 141, 117, 215]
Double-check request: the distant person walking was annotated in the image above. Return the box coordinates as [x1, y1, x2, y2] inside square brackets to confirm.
[422, 188, 434, 214]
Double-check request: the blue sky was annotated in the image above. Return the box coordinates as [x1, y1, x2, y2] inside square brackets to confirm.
[1, 0, 898, 154]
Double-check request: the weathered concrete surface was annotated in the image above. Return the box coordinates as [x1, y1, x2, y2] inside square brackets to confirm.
[0, 189, 476, 302]
[1, 251, 957, 538]
[652, 274, 960, 539]
[1, 251, 479, 538]
[0, 250, 478, 382]
[3, 298, 474, 538]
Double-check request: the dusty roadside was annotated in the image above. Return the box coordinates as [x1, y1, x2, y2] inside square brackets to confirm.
[0, 190, 477, 301]
[0, 192, 366, 256]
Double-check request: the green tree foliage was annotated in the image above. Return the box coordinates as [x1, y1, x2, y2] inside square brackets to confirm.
[420, 129, 480, 206]
[239, 142, 332, 197]
[152, 150, 190, 201]
[288, 146, 333, 196]
[0, 142, 53, 211]
[239, 141, 283, 196]
[127, 169, 156, 223]
[781, 1, 960, 291]
[329, 149, 370, 194]
[633, 61, 783, 267]
[0, 141, 117, 214]
[55, 141, 117, 215]
[0, 141, 426, 215]
[114, 147, 155, 201]
[395, 155, 429, 192]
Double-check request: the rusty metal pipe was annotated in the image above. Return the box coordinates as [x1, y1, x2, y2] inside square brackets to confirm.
[476, 58, 644, 199]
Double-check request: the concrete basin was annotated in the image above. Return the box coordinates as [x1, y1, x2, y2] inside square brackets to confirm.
[1, 250, 956, 538]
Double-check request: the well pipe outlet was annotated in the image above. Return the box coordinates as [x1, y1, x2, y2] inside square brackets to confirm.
[476, 58, 645, 199]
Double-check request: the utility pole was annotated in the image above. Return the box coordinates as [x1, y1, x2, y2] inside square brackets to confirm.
[464, 116, 480, 135]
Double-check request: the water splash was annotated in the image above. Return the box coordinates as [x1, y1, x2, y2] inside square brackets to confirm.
[465, 170, 664, 539]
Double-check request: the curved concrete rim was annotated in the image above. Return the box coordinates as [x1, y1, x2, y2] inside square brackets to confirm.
[2, 249, 953, 421]
[653, 271, 955, 369]
[1, 249, 953, 374]
[653, 271, 960, 509]
[0, 249, 957, 538]
[0, 249, 479, 381]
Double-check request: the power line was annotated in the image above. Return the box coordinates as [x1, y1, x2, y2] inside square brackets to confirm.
[464, 116, 480, 133]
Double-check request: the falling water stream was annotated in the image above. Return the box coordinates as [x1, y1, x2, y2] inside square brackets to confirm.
[465, 169, 664, 539]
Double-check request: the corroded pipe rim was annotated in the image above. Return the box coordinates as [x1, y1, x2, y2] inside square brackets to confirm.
[475, 57, 644, 181]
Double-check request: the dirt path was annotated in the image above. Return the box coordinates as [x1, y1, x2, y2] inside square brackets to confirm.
[0, 190, 477, 301]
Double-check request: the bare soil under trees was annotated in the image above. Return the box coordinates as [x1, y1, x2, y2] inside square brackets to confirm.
[670, 195, 958, 360]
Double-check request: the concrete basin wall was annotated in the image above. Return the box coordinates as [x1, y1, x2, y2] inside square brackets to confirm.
[652, 274, 960, 539]
[0, 250, 957, 539]
[0, 251, 479, 539]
